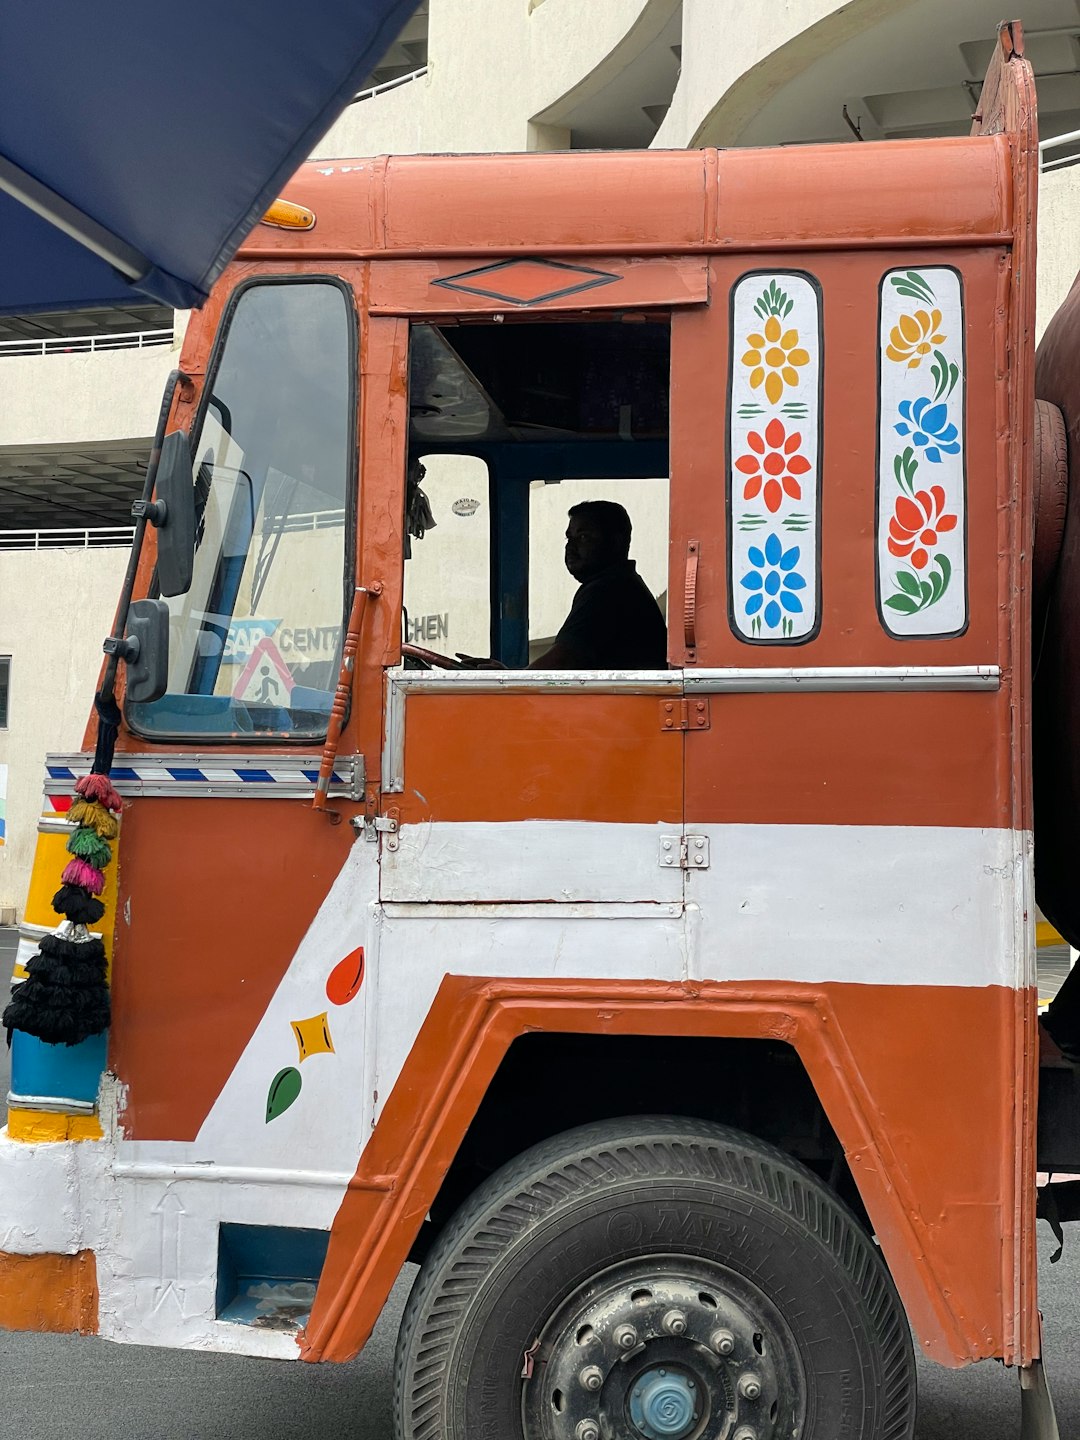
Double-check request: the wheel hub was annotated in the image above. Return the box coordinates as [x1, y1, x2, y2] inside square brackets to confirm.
[522, 1255, 802, 1440]
[629, 1367, 698, 1438]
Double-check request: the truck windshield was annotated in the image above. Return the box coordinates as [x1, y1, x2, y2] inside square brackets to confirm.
[127, 279, 354, 740]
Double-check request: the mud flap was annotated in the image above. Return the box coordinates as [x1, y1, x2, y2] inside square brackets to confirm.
[1019, 1360, 1060, 1440]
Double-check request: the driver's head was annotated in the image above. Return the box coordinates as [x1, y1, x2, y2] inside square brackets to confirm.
[564, 501, 632, 582]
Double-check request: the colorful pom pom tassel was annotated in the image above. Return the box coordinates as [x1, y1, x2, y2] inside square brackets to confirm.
[52, 885, 106, 925]
[68, 799, 120, 840]
[61, 858, 106, 895]
[74, 773, 123, 814]
[66, 827, 113, 869]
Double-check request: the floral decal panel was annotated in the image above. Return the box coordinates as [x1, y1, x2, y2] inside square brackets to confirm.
[877, 267, 966, 637]
[729, 273, 822, 643]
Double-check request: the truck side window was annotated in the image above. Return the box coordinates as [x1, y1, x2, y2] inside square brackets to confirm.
[405, 316, 670, 669]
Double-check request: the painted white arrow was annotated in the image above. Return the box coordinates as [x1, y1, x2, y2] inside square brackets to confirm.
[151, 1188, 185, 1314]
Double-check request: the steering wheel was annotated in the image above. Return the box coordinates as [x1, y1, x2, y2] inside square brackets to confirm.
[401, 643, 463, 670]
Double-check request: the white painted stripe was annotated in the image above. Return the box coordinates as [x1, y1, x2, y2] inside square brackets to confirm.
[684, 823, 1030, 990]
[381, 820, 684, 904]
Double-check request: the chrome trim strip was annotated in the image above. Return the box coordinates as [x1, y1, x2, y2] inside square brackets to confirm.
[380, 900, 685, 920]
[111, 1161, 361, 1189]
[6, 1092, 95, 1115]
[43, 752, 364, 800]
[386, 667, 681, 696]
[37, 816, 75, 835]
[387, 663, 997, 695]
[384, 676, 407, 793]
[683, 665, 1000, 693]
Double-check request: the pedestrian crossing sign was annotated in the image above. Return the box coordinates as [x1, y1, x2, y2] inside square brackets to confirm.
[233, 637, 294, 706]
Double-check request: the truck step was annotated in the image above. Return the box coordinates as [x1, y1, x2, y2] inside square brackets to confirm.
[216, 1223, 329, 1331]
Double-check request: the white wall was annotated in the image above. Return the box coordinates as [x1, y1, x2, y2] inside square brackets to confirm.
[0, 345, 175, 450]
[1038, 165, 1080, 340]
[0, 547, 125, 909]
[313, 0, 661, 158]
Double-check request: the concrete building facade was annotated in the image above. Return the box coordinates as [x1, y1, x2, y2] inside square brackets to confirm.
[2, 0, 1079, 909]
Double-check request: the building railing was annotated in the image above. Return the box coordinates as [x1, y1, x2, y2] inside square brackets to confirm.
[1040, 128, 1080, 173]
[350, 66, 428, 104]
[0, 329, 173, 359]
[0, 527, 135, 551]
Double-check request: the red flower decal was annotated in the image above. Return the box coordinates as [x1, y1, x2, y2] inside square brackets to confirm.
[887, 486, 957, 570]
[735, 418, 811, 513]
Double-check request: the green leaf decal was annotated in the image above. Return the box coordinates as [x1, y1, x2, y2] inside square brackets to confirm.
[887, 553, 953, 617]
[930, 350, 960, 403]
[890, 270, 936, 307]
[893, 446, 918, 495]
[753, 278, 794, 320]
[266, 1066, 302, 1123]
[885, 593, 921, 614]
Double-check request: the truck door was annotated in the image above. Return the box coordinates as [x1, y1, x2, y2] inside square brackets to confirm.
[361, 258, 708, 910]
[668, 253, 1008, 983]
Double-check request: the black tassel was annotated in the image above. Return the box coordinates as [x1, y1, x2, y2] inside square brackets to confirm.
[92, 692, 123, 779]
[2, 928, 110, 1047]
[52, 884, 105, 925]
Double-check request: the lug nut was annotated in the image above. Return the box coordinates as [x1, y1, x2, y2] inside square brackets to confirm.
[576, 1423, 600, 1440]
[613, 1323, 639, 1350]
[711, 1327, 735, 1356]
[579, 1365, 604, 1392]
[662, 1308, 687, 1336]
[738, 1373, 762, 1401]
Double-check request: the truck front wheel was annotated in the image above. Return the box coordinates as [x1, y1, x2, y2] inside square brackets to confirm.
[393, 1116, 916, 1440]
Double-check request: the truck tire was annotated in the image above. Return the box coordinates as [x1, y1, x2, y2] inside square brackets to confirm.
[393, 1115, 916, 1440]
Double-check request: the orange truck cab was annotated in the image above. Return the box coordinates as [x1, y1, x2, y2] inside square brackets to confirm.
[0, 23, 1072, 1440]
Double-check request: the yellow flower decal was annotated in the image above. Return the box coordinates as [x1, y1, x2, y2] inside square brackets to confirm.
[743, 314, 810, 405]
[886, 308, 945, 369]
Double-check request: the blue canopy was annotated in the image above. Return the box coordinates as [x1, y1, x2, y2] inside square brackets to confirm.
[0, 0, 417, 315]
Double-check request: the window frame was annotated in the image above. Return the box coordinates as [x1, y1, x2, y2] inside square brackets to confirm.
[127, 274, 359, 746]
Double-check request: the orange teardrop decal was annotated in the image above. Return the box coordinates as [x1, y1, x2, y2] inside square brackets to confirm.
[326, 947, 364, 1006]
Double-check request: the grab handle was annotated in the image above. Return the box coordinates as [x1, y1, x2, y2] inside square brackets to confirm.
[313, 582, 382, 814]
[683, 539, 700, 656]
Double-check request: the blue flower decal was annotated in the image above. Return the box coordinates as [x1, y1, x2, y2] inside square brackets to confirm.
[894, 396, 960, 463]
[740, 532, 807, 629]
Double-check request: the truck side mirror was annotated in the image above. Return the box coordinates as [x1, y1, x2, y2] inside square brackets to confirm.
[109, 598, 169, 704]
[134, 431, 195, 597]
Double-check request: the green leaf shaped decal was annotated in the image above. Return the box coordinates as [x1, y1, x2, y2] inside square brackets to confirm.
[266, 1066, 302, 1123]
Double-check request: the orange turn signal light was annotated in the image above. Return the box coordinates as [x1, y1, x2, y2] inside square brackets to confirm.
[261, 199, 316, 230]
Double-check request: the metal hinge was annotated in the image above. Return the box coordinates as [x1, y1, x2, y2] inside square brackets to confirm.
[352, 798, 399, 846]
[658, 834, 711, 870]
[659, 698, 710, 732]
